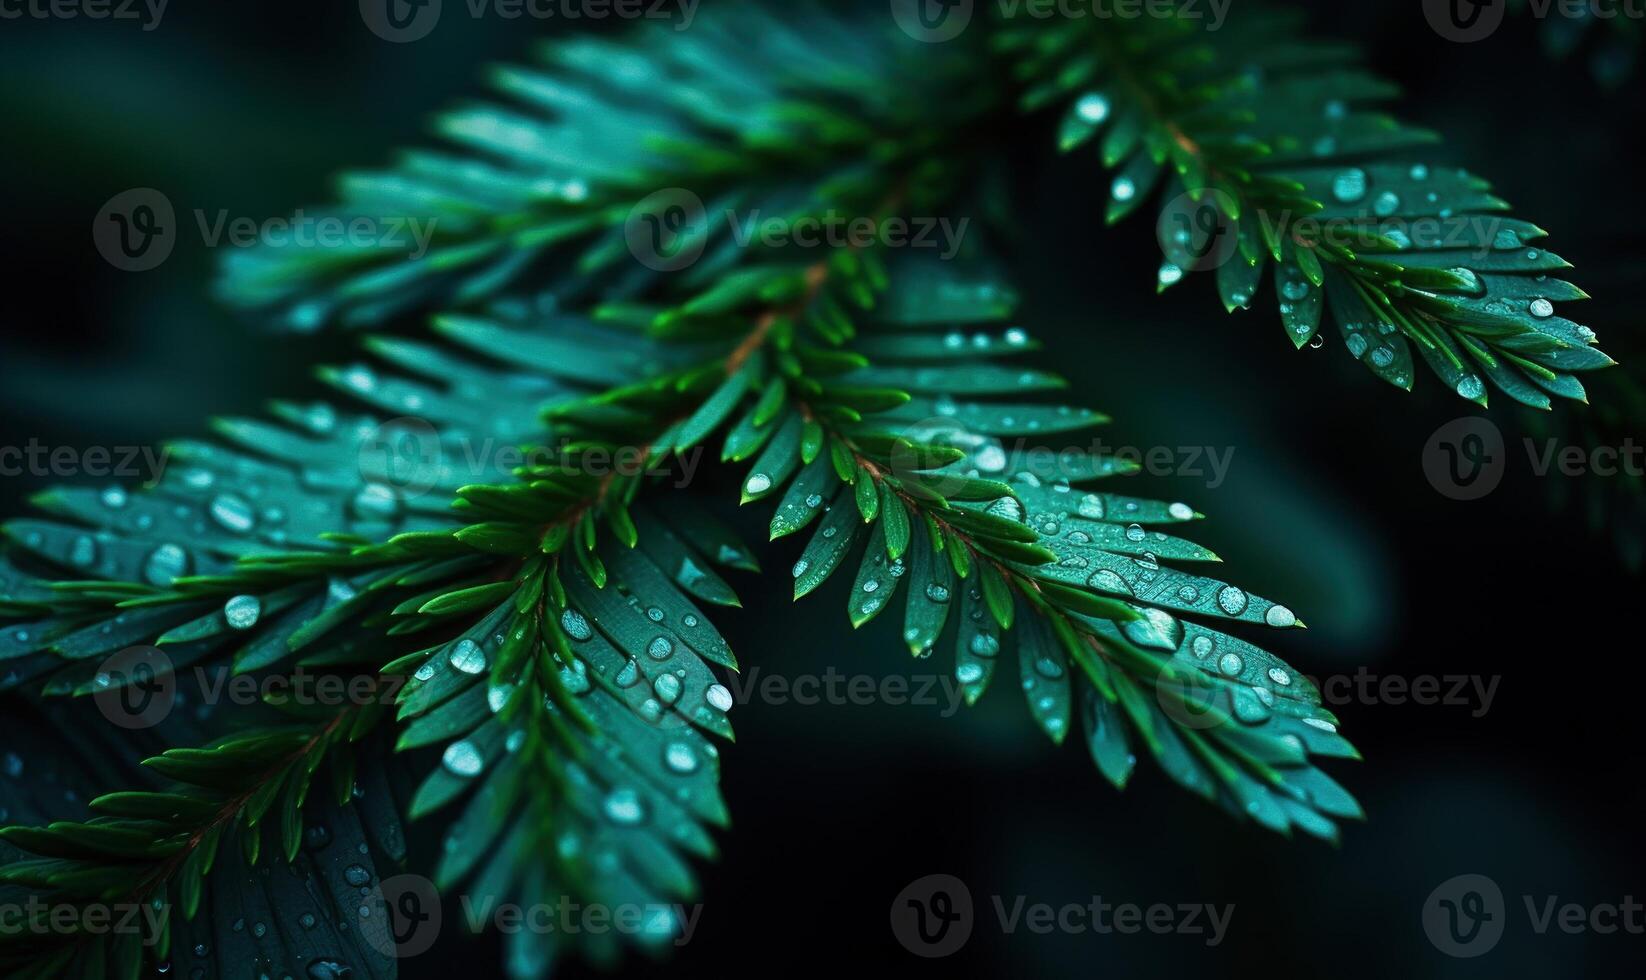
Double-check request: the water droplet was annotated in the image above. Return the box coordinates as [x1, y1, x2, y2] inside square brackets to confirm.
[101, 486, 128, 509]
[653, 673, 682, 705]
[1331, 168, 1367, 203]
[1088, 569, 1132, 595]
[352, 482, 402, 522]
[1455, 375, 1485, 400]
[985, 497, 1023, 522]
[143, 544, 189, 586]
[447, 639, 486, 675]
[1111, 176, 1135, 202]
[804, 493, 823, 508]
[1264, 604, 1296, 627]
[744, 473, 772, 495]
[1075, 92, 1109, 123]
[1004, 328, 1028, 346]
[559, 658, 590, 695]
[1216, 585, 1248, 615]
[975, 444, 1007, 473]
[614, 658, 641, 688]
[646, 636, 674, 660]
[861, 579, 879, 594]
[645, 606, 665, 623]
[1302, 717, 1338, 733]
[209, 494, 257, 534]
[1372, 191, 1400, 217]
[968, 633, 1000, 657]
[705, 683, 734, 712]
[442, 740, 483, 777]
[791, 559, 809, 578]
[1267, 666, 1292, 686]
[224, 595, 262, 631]
[1370, 346, 1395, 368]
[1190, 635, 1214, 659]
[1218, 652, 1245, 676]
[924, 583, 951, 602]
[1281, 278, 1310, 301]
[560, 609, 592, 640]
[604, 788, 645, 825]
[487, 684, 513, 713]
[1158, 263, 1183, 287]
[956, 662, 984, 684]
[1529, 297, 1554, 318]
[1124, 523, 1146, 542]
[343, 865, 371, 887]
[664, 741, 699, 774]
[69, 535, 97, 567]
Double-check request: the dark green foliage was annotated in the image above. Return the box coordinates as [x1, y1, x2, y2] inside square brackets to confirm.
[0, 1, 1623, 977]
[1005, 6, 1612, 406]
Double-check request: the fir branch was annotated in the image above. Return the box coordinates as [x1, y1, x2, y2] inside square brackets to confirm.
[1004, 3, 1615, 406]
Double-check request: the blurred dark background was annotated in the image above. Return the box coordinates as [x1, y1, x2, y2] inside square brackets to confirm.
[1, 1, 1642, 977]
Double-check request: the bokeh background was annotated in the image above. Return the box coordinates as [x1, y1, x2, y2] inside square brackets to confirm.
[1, 1, 1642, 977]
